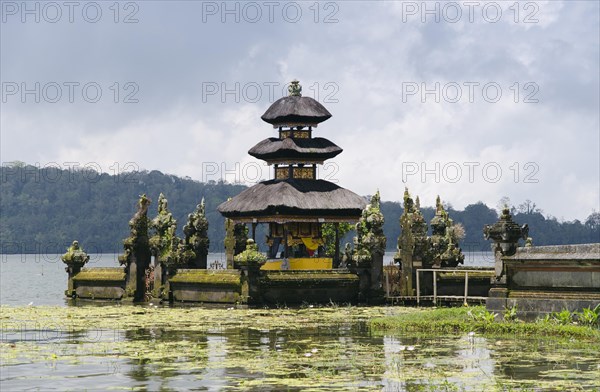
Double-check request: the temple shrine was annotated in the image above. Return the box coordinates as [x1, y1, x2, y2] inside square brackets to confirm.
[218, 80, 366, 270]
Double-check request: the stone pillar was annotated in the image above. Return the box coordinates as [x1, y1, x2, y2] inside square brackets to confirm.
[62, 240, 90, 298]
[224, 218, 235, 269]
[65, 263, 83, 297]
[241, 264, 262, 304]
[125, 255, 138, 298]
[152, 255, 165, 298]
[400, 250, 413, 296]
[370, 252, 384, 297]
[120, 194, 152, 301]
[334, 223, 340, 268]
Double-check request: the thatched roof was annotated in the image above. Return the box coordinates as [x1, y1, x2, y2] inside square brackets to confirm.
[218, 179, 366, 220]
[261, 96, 332, 127]
[248, 137, 342, 162]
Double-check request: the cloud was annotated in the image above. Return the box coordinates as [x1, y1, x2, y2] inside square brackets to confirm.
[1, 1, 598, 221]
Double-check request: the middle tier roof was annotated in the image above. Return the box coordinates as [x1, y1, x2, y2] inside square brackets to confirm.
[248, 137, 342, 163]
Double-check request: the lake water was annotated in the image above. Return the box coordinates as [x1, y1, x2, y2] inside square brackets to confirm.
[1, 306, 598, 391]
[0, 252, 495, 307]
[1, 253, 598, 391]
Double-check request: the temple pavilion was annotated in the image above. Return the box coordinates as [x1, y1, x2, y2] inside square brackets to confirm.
[218, 80, 366, 269]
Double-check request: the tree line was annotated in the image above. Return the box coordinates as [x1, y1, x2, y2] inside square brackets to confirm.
[1, 163, 598, 255]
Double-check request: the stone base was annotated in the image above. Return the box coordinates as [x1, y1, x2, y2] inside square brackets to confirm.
[259, 270, 360, 305]
[168, 269, 242, 303]
[487, 290, 600, 320]
[71, 268, 127, 300]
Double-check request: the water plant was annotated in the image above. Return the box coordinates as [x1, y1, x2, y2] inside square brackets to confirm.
[468, 307, 497, 324]
[553, 309, 574, 325]
[503, 304, 518, 322]
[2, 305, 599, 391]
[574, 304, 600, 327]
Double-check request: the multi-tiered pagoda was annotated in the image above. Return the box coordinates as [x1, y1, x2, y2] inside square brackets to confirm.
[218, 80, 366, 268]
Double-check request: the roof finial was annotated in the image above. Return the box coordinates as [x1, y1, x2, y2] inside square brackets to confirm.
[288, 79, 302, 97]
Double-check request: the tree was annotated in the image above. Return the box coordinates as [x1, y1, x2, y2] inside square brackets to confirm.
[497, 196, 511, 214]
[585, 211, 600, 231]
[518, 199, 542, 215]
[322, 223, 353, 257]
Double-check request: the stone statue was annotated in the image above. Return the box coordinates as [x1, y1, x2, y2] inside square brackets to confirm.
[288, 79, 302, 97]
[484, 206, 530, 282]
[183, 198, 210, 268]
[484, 206, 529, 256]
[525, 237, 534, 247]
[62, 240, 91, 297]
[340, 243, 353, 268]
[62, 240, 90, 267]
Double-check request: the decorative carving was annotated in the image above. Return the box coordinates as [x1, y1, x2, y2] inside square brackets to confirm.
[353, 191, 386, 265]
[183, 198, 210, 268]
[429, 195, 465, 268]
[119, 194, 151, 266]
[234, 239, 267, 266]
[62, 240, 91, 298]
[293, 131, 310, 139]
[61, 240, 90, 269]
[288, 79, 302, 97]
[394, 190, 466, 295]
[149, 193, 177, 264]
[340, 243, 353, 268]
[395, 188, 428, 264]
[293, 167, 314, 179]
[118, 194, 152, 301]
[276, 167, 289, 180]
[484, 206, 529, 256]
[525, 237, 533, 247]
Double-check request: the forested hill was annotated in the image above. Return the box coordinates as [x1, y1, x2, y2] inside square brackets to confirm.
[1, 164, 598, 254]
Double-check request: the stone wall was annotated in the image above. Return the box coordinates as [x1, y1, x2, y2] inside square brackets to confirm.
[487, 243, 600, 318]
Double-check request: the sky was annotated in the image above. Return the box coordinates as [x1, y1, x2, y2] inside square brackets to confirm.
[1, 1, 599, 221]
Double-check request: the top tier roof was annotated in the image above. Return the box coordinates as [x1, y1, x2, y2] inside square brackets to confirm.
[261, 80, 332, 127]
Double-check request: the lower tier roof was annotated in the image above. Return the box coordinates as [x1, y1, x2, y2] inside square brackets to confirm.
[217, 179, 366, 222]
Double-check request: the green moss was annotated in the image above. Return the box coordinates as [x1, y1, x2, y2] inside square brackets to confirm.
[169, 269, 241, 287]
[370, 306, 600, 340]
[73, 267, 126, 282]
[261, 271, 359, 285]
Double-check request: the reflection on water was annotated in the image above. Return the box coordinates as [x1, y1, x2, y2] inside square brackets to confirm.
[1, 311, 599, 391]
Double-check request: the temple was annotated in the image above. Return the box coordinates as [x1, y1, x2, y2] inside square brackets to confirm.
[60, 79, 597, 313]
[218, 80, 366, 270]
[61, 80, 386, 305]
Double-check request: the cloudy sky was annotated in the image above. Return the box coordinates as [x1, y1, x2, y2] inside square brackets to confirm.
[1, 1, 598, 220]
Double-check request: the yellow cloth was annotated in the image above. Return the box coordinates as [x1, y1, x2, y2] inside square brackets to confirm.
[301, 237, 322, 251]
[260, 258, 333, 270]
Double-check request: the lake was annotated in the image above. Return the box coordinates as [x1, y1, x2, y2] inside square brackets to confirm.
[6, 252, 595, 391]
[0, 252, 495, 307]
[1, 305, 598, 391]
